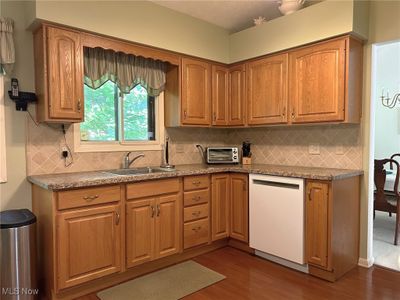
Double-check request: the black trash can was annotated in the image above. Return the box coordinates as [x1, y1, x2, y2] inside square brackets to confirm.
[0, 209, 38, 299]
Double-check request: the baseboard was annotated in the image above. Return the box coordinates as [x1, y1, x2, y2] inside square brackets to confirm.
[254, 250, 309, 274]
[358, 256, 374, 268]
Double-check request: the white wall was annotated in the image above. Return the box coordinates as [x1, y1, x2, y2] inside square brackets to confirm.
[374, 41, 400, 159]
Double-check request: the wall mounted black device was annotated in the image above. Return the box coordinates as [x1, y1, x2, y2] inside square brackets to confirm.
[8, 78, 37, 111]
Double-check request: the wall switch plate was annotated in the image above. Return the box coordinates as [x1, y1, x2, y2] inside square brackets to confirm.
[335, 145, 344, 155]
[175, 144, 184, 153]
[308, 144, 320, 155]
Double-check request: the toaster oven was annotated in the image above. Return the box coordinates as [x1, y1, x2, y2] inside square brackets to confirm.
[206, 147, 239, 164]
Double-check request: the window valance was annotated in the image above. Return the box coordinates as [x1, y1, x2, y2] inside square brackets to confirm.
[0, 18, 15, 75]
[83, 47, 167, 97]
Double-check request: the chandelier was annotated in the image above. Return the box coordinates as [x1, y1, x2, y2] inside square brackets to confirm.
[381, 89, 400, 109]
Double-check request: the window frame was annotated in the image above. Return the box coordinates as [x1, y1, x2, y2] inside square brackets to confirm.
[74, 91, 165, 153]
[0, 75, 6, 182]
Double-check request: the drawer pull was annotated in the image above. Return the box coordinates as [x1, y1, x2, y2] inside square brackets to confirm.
[151, 206, 155, 218]
[192, 181, 201, 186]
[192, 211, 201, 217]
[83, 195, 99, 201]
[192, 196, 201, 202]
[192, 226, 202, 232]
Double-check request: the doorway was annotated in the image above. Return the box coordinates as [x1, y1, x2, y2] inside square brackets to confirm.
[371, 39, 400, 271]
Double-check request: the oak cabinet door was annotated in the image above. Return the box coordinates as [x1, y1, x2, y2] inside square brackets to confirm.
[57, 204, 121, 289]
[181, 58, 211, 125]
[306, 181, 330, 269]
[211, 174, 230, 241]
[212, 65, 229, 126]
[247, 53, 288, 125]
[228, 65, 246, 126]
[230, 174, 249, 242]
[47, 27, 83, 121]
[126, 199, 155, 268]
[290, 39, 346, 123]
[155, 194, 181, 258]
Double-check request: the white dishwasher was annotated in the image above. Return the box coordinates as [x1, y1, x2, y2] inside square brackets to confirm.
[249, 174, 306, 269]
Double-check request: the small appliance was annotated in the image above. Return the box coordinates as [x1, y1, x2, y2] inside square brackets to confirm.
[206, 147, 239, 164]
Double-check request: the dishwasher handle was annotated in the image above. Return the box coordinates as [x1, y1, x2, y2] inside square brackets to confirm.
[252, 179, 300, 190]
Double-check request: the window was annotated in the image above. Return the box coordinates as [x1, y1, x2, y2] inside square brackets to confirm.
[74, 81, 164, 152]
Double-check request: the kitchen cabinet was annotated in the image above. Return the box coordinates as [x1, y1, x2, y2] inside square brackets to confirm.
[211, 174, 230, 241]
[289, 36, 362, 123]
[212, 65, 229, 126]
[57, 204, 121, 289]
[126, 179, 181, 268]
[183, 175, 211, 249]
[212, 64, 246, 126]
[247, 53, 289, 125]
[33, 24, 84, 123]
[181, 57, 211, 126]
[229, 173, 249, 242]
[305, 176, 360, 281]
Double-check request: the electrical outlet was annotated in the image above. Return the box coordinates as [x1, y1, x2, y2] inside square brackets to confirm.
[308, 144, 320, 155]
[335, 145, 344, 155]
[175, 144, 184, 153]
[61, 146, 69, 158]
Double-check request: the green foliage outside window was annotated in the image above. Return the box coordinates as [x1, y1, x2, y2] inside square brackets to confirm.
[80, 81, 155, 142]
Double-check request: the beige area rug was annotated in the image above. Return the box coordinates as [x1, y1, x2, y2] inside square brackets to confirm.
[97, 260, 225, 300]
[373, 211, 400, 271]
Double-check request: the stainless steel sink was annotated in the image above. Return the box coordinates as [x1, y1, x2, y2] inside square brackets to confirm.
[105, 167, 175, 176]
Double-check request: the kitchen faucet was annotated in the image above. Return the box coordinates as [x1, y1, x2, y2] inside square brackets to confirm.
[123, 152, 145, 169]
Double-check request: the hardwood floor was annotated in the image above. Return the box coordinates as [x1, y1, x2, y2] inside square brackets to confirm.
[78, 247, 400, 300]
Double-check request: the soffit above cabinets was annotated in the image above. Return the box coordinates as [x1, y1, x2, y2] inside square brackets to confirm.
[151, 0, 323, 33]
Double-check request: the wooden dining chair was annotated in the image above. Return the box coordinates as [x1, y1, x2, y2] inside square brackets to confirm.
[374, 159, 400, 245]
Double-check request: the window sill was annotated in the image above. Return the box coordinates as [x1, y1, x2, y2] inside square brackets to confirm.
[74, 141, 162, 153]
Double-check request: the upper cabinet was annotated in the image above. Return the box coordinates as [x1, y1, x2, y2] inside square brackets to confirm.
[289, 36, 362, 124]
[212, 64, 246, 126]
[34, 25, 84, 123]
[247, 54, 288, 125]
[181, 57, 211, 126]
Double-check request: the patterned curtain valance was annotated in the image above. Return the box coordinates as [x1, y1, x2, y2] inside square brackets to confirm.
[83, 47, 168, 97]
[0, 18, 15, 75]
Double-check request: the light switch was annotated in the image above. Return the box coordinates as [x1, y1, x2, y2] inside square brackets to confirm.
[175, 144, 184, 153]
[335, 145, 344, 155]
[308, 144, 320, 155]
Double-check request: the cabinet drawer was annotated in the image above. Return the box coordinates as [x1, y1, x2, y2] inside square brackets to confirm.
[184, 175, 210, 191]
[184, 204, 209, 222]
[184, 189, 209, 207]
[57, 185, 120, 210]
[184, 219, 209, 249]
[126, 178, 180, 200]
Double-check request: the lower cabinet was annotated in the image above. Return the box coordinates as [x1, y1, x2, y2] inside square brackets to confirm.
[126, 180, 182, 268]
[305, 177, 360, 281]
[211, 173, 249, 242]
[57, 204, 122, 289]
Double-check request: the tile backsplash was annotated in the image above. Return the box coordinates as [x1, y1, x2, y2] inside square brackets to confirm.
[26, 118, 362, 176]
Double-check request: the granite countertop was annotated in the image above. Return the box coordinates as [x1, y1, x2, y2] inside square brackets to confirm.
[27, 164, 363, 191]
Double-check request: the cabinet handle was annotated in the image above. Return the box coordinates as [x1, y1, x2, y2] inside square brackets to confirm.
[183, 110, 187, 119]
[291, 111, 295, 119]
[192, 181, 201, 186]
[192, 196, 201, 202]
[308, 189, 313, 201]
[282, 106, 286, 117]
[115, 211, 120, 225]
[213, 112, 216, 122]
[77, 99, 81, 111]
[192, 226, 202, 232]
[157, 204, 161, 216]
[151, 206, 155, 218]
[192, 211, 201, 217]
[83, 195, 99, 201]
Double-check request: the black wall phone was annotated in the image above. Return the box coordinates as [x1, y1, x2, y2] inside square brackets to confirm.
[8, 78, 37, 111]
